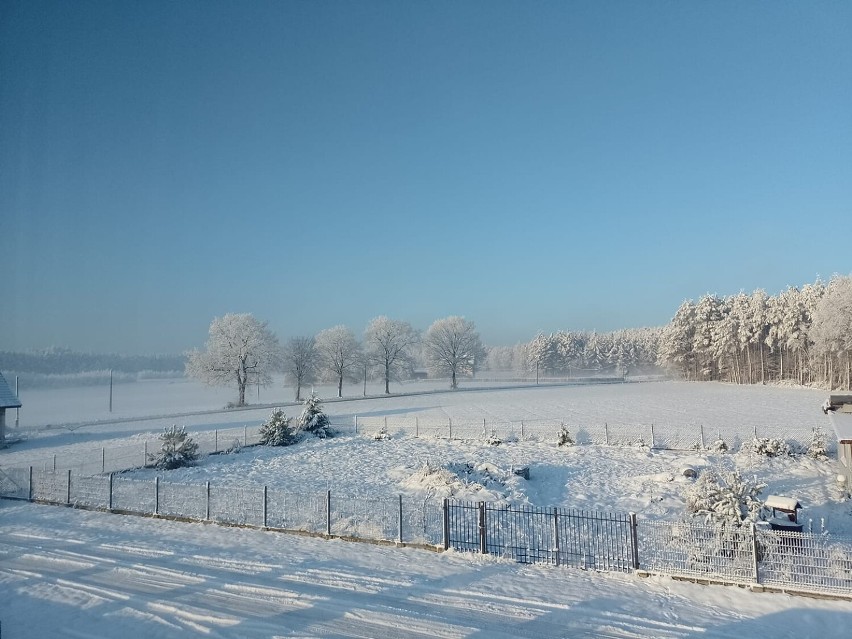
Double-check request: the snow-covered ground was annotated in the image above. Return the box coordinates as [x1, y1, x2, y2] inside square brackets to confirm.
[2, 380, 851, 637]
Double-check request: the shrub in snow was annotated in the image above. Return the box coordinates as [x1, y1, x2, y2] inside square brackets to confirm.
[710, 438, 729, 453]
[226, 438, 242, 454]
[373, 425, 391, 441]
[807, 427, 829, 461]
[486, 429, 502, 446]
[741, 437, 791, 458]
[635, 436, 649, 450]
[684, 468, 766, 525]
[259, 408, 298, 446]
[148, 425, 200, 470]
[557, 425, 574, 447]
[297, 392, 333, 438]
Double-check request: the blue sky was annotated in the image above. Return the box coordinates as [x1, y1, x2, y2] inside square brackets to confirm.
[1, 1, 850, 354]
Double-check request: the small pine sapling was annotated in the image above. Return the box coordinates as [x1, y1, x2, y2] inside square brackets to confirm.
[684, 468, 766, 525]
[557, 425, 575, 447]
[710, 439, 729, 453]
[742, 437, 791, 458]
[373, 425, 391, 441]
[486, 429, 502, 446]
[807, 427, 829, 461]
[149, 425, 200, 470]
[297, 392, 333, 438]
[259, 408, 298, 446]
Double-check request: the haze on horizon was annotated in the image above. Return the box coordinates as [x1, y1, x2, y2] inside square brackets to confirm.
[2, 1, 850, 355]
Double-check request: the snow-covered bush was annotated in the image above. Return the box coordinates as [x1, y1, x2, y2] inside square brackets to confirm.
[684, 468, 766, 525]
[259, 408, 298, 446]
[710, 438, 729, 453]
[486, 429, 502, 446]
[741, 437, 791, 458]
[297, 392, 333, 438]
[807, 427, 829, 461]
[557, 425, 574, 447]
[373, 425, 391, 441]
[148, 425, 199, 470]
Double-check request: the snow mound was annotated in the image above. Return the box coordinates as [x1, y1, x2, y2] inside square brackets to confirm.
[401, 460, 520, 502]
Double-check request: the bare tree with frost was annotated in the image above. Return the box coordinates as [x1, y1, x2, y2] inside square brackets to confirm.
[315, 325, 361, 397]
[186, 313, 281, 407]
[282, 336, 318, 401]
[364, 316, 419, 394]
[424, 316, 485, 389]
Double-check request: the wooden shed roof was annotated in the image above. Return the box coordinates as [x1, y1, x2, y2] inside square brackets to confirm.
[0, 372, 22, 409]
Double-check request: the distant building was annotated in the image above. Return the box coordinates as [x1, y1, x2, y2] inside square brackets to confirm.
[0, 371, 22, 445]
[412, 369, 428, 380]
[823, 394, 852, 485]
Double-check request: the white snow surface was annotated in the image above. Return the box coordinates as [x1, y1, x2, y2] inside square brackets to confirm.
[2, 380, 852, 637]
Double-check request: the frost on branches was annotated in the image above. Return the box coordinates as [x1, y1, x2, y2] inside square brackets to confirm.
[557, 425, 575, 447]
[259, 408, 298, 446]
[297, 392, 332, 438]
[684, 468, 766, 525]
[741, 437, 791, 458]
[148, 425, 200, 470]
[807, 427, 829, 461]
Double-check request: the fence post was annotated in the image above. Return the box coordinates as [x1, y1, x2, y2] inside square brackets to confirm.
[700, 424, 705, 449]
[53, 454, 56, 472]
[750, 522, 760, 583]
[66, 469, 72, 505]
[205, 481, 210, 520]
[443, 499, 450, 550]
[650, 423, 655, 449]
[108, 473, 114, 511]
[398, 494, 403, 543]
[415, 417, 419, 437]
[384, 416, 387, 433]
[215, 429, 218, 453]
[154, 476, 159, 516]
[449, 418, 453, 440]
[478, 501, 487, 554]
[629, 512, 640, 569]
[262, 485, 268, 528]
[143, 441, 147, 467]
[553, 507, 560, 567]
[28, 466, 33, 501]
[753, 425, 757, 440]
[354, 415, 358, 434]
[102, 448, 105, 474]
[326, 490, 332, 536]
[605, 422, 610, 445]
[244, 425, 248, 447]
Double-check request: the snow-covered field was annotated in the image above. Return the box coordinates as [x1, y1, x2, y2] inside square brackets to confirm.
[2, 380, 852, 637]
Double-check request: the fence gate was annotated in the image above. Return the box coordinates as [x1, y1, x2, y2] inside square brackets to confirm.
[446, 500, 636, 572]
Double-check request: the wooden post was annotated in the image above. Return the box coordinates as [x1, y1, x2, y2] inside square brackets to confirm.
[442, 498, 450, 551]
[15, 374, 19, 427]
[244, 425, 248, 447]
[700, 424, 705, 449]
[753, 425, 758, 440]
[154, 476, 159, 516]
[415, 416, 419, 437]
[143, 441, 147, 468]
[108, 473, 114, 511]
[326, 490, 332, 536]
[605, 422, 610, 445]
[102, 448, 106, 474]
[650, 423, 655, 449]
[521, 420, 525, 439]
[751, 522, 760, 583]
[109, 369, 113, 413]
[66, 469, 71, 505]
[448, 418, 452, 440]
[215, 429, 218, 453]
[53, 454, 56, 472]
[262, 485, 268, 528]
[398, 494, 403, 543]
[205, 481, 210, 520]
[28, 466, 33, 501]
[553, 507, 560, 567]
[629, 512, 640, 569]
[478, 501, 487, 554]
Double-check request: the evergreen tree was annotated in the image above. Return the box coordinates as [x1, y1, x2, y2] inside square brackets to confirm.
[297, 392, 333, 438]
[258, 408, 298, 446]
[148, 425, 200, 470]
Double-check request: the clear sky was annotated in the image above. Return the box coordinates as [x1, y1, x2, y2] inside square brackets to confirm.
[1, 1, 850, 354]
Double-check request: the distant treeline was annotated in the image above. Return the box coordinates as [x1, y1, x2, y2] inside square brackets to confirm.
[0, 347, 185, 376]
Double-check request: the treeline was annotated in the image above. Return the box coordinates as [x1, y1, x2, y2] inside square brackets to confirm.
[657, 275, 852, 390]
[0, 347, 185, 376]
[484, 327, 662, 377]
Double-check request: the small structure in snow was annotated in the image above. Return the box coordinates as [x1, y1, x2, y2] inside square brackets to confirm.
[823, 395, 852, 483]
[0, 371, 22, 446]
[512, 466, 530, 480]
[764, 495, 802, 523]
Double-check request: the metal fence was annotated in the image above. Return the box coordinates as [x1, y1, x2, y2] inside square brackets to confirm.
[3, 466, 852, 598]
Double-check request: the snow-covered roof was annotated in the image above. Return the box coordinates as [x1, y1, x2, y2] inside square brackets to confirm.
[0, 372, 22, 409]
[828, 412, 852, 444]
[765, 495, 801, 512]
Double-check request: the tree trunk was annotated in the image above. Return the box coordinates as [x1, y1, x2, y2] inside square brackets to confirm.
[451, 368, 457, 389]
[385, 362, 390, 394]
[337, 374, 343, 398]
[295, 380, 301, 402]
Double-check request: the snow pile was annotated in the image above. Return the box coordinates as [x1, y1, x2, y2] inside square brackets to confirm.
[401, 459, 522, 503]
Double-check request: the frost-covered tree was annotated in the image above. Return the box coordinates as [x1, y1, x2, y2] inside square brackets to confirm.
[685, 468, 766, 525]
[315, 325, 361, 398]
[258, 408, 297, 446]
[423, 316, 486, 389]
[297, 392, 332, 438]
[658, 300, 697, 379]
[148, 425, 199, 470]
[810, 275, 852, 390]
[282, 336, 318, 401]
[186, 313, 281, 407]
[364, 316, 420, 394]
